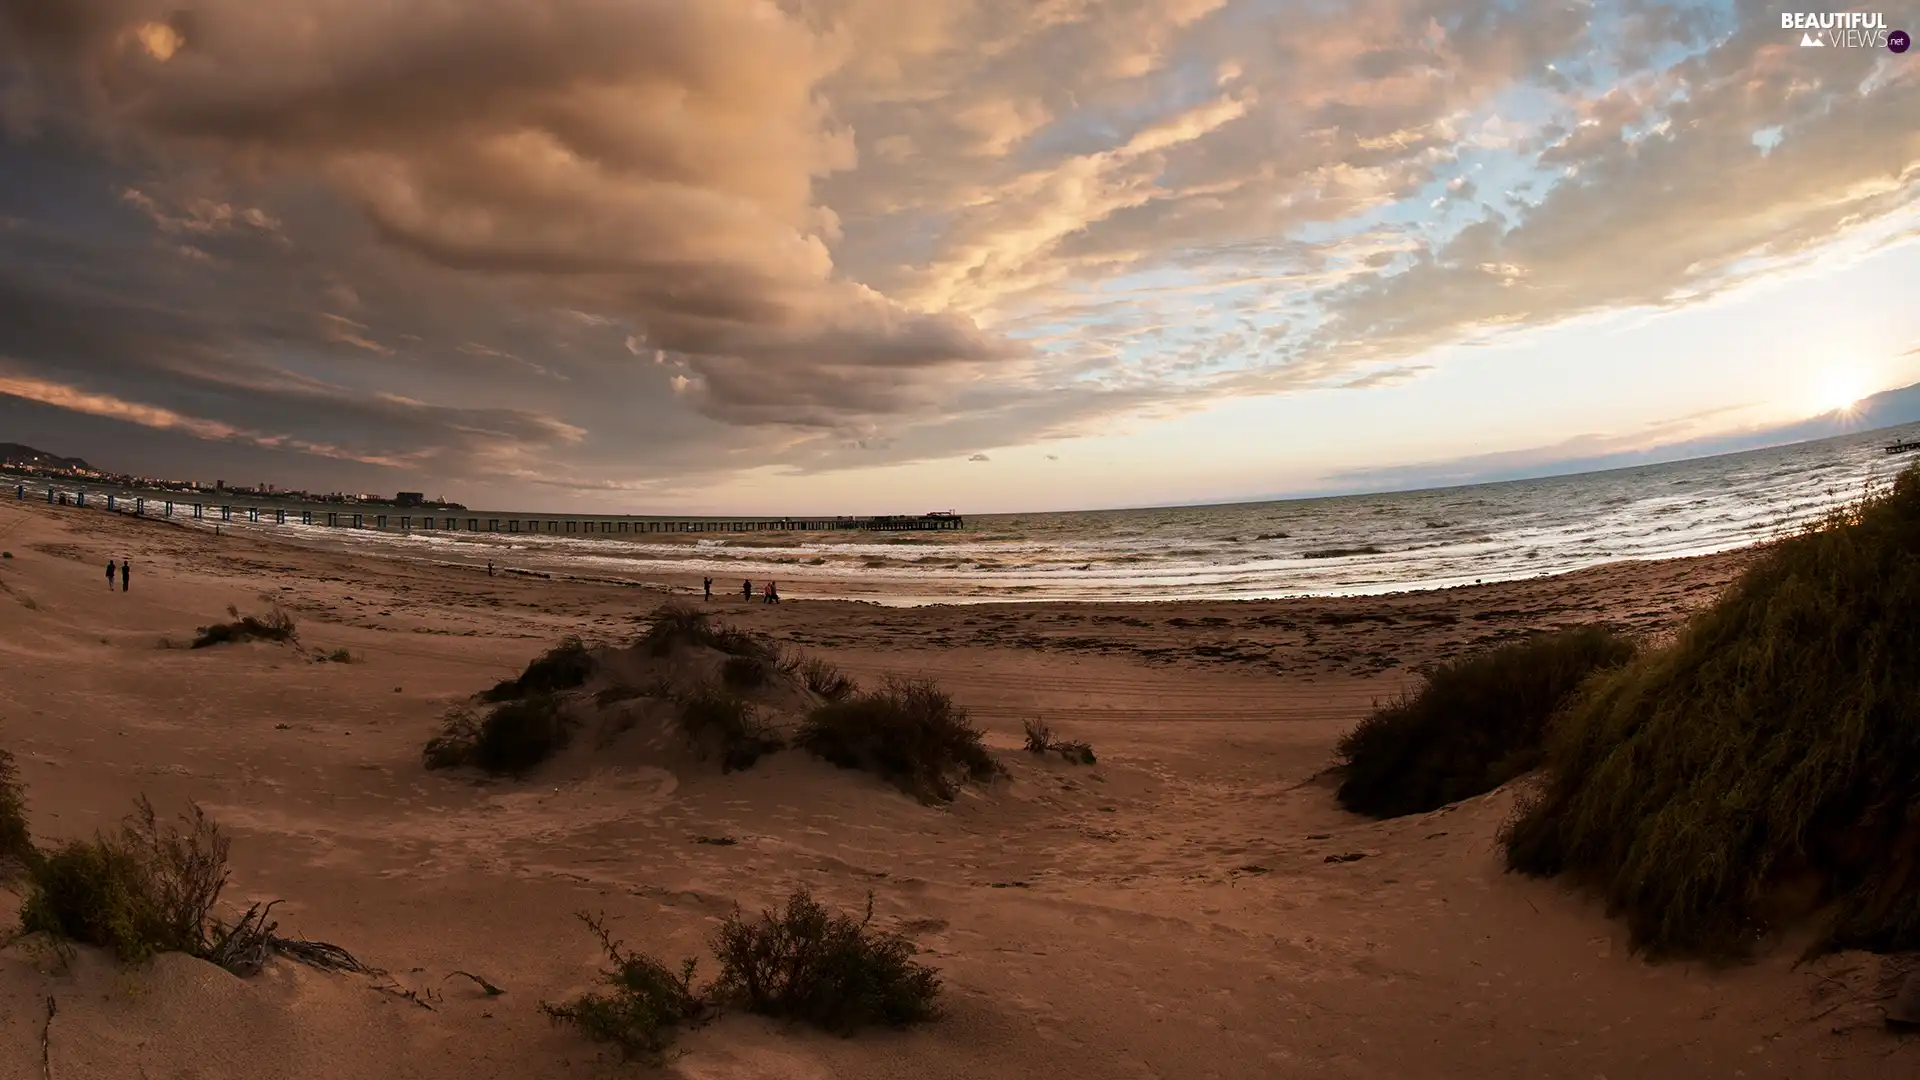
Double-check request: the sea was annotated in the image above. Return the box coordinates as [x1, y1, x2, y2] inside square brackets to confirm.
[11, 424, 1918, 606]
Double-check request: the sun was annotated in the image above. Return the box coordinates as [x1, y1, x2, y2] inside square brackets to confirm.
[1812, 368, 1869, 416]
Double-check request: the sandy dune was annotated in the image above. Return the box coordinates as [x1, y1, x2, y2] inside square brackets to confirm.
[1, 500, 1912, 1079]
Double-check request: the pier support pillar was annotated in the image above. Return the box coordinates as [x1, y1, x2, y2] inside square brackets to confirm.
[276, 509, 285, 524]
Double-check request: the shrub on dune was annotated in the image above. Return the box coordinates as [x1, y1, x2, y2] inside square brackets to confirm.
[1504, 465, 1920, 958]
[545, 888, 939, 1062]
[541, 912, 708, 1064]
[19, 799, 264, 968]
[191, 605, 297, 648]
[1333, 626, 1638, 819]
[639, 602, 713, 657]
[797, 656, 858, 703]
[639, 601, 777, 660]
[797, 677, 1002, 803]
[423, 695, 574, 775]
[710, 888, 941, 1033]
[675, 685, 784, 772]
[481, 636, 593, 702]
[720, 653, 773, 690]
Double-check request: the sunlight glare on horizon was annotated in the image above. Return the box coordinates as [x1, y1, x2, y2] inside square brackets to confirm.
[1811, 365, 1871, 417]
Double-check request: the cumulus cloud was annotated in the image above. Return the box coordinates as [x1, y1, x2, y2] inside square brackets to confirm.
[0, 0, 1913, 500]
[0, 0, 1014, 429]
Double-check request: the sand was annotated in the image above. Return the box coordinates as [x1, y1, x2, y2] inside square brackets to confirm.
[0, 498, 1913, 1079]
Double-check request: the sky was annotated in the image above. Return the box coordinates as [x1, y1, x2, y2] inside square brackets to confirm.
[0, 0, 1917, 515]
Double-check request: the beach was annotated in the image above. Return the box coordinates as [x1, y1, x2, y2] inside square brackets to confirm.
[1, 495, 1913, 1080]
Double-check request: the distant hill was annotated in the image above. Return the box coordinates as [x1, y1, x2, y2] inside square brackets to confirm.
[0, 442, 93, 471]
[1316, 379, 1920, 495]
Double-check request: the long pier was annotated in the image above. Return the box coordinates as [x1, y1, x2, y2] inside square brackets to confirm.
[12, 484, 963, 534]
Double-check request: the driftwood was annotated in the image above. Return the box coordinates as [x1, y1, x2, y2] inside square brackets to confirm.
[41, 996, 55, 1080]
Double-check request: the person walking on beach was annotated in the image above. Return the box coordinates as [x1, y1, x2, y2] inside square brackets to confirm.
[703, 576, 713, 601]
[487, 560, 495, 577]
[120, 559, 130, 592]
[106, 558, 116, 589]
[742, 579, 752, 602]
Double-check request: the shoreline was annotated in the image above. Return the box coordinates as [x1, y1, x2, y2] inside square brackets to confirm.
[28, 490, 1776, 610]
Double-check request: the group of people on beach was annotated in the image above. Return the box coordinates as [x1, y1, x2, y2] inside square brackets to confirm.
[104, 558, 130, 592]
[702, 576, 778, 603]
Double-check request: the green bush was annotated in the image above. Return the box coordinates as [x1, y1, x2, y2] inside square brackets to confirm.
[1504, 465, 1920, 958]
[676, 686, 784, 772]
[19, 799, 230, 964]
[1, 746, 34, 876]
[481, 637, 593, 702]
[541, 912, 707, 1064]
[798, 677, 1002, 802]
[191, 605, 297, 648]
[1334, 626, 1638, 818]
[710, 889, 941, 1033]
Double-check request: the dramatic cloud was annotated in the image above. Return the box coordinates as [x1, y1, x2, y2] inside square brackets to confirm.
[0, 0, 1914, 504]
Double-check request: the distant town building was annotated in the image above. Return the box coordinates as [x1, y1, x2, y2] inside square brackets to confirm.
[395, 491, 425, 507]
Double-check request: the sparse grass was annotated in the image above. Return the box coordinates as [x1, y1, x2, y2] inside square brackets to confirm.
[676, 685, 784, 772]
[1, 551, 11, 558]
[1503, 466, 1920, 959]
[541, 912, 708, 1064]
[721, 653, 773, 690]
[1021, 719, 1096, 765]
[797, 656, 858, 703]
[481, 637, 593, 702]
[324, 648, 352, 663]
[798, 677, 1002, 802]
[640, 602, 776, 660]
[641, 602, 713, 657]
[422, 696, 574, 775]
[1, 745, 32, 877]
[710, 888, 941, 1033]
[191, 604, 297, 648]
[1333, 626, 1638, 819]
